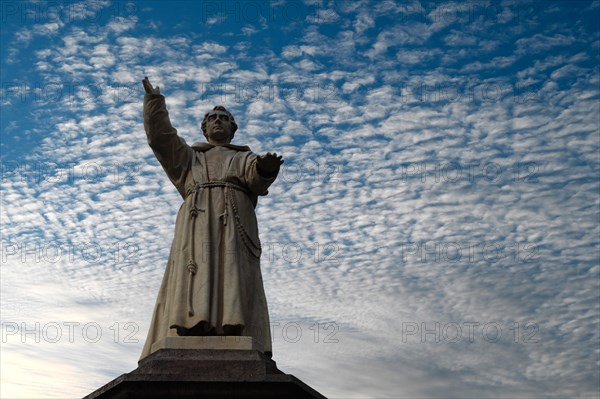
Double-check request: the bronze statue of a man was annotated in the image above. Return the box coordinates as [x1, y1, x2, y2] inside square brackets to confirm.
[140, 77, 283, 360]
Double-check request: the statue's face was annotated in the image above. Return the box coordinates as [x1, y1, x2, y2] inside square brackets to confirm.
[205, 110, 233, 143]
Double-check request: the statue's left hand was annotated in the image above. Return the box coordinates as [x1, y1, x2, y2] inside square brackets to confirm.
[257, 152, 284, 176]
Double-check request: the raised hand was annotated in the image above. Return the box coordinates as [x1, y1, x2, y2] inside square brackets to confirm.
[142, 76, 161, 95]
[257, 152, 284, 177]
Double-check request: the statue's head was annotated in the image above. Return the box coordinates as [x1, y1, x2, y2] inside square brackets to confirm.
[201, 106, 238, 143]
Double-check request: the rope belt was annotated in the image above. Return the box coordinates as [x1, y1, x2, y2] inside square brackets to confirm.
[186, 181, 250, 197]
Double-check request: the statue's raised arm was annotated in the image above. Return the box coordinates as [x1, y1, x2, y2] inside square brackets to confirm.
[142, 76, 161, 95]
[142, 77, 192, 196]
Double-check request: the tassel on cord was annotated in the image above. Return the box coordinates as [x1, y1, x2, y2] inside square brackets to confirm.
[187, 189, 203, 317]
[220, 186, 228, 225]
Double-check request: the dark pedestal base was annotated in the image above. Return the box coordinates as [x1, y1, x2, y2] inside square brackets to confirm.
[83, 349, 326, 399]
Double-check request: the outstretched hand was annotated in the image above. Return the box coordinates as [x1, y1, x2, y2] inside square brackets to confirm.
[257, 152, 284, 177]
[142, 76, 161, 95]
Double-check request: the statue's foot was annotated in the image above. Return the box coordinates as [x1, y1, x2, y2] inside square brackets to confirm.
[173, 322, 244, 336]
[222, 324, 243, 335]
[174, 321, 216, 336]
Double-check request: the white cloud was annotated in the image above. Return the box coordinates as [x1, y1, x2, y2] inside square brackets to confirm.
[516, 33, 577, 54]
[365, 23, 432, 58]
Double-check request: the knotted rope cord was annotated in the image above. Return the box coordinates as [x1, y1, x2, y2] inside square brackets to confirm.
[187, 188, 203, 317]
[227, 183, 262, 259]
[186, 181, 250, 197]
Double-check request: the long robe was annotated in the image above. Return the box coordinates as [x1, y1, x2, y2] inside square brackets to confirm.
[140, 94, 277, 360]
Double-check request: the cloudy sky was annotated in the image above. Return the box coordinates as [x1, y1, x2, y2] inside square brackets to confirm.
[1, 0, 599, 397]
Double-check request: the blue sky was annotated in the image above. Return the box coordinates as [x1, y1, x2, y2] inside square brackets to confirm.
[1, 0, 599, 397]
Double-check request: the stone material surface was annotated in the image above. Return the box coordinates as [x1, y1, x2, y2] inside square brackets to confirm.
[151, 336, 264, 353]
[83, 349, 326, 399]
[140, 78, 284, 360]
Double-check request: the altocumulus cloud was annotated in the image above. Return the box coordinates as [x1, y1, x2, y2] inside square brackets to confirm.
[1, 0, 599, 398]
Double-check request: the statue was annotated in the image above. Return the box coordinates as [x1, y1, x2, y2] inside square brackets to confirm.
[139, 77, 283, 360]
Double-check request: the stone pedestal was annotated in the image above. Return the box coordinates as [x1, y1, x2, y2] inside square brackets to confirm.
[83, 344, 326, 398]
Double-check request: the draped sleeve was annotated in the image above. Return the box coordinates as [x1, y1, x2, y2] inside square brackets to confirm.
[144, 94, 193, 198]
[243, 151, 279, 198]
